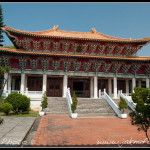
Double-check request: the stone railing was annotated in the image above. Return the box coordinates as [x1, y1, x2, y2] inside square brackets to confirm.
[2, 88, 43, 99]
[119, 91, 136, 112]
[66, 87, 73, 116]
[103, 89, 120, 116]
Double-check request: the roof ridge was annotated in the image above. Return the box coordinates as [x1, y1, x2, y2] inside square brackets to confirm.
[2, 25, 150, 43]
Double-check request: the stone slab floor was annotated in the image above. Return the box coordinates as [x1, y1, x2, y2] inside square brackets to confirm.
[32, 114, 150, 147]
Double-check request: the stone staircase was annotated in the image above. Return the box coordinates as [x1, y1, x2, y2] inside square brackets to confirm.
[44, 97, 132, 117]
[44, 97, 69, 115]
[75, 98, 117, 117]
[112, 98, 132, 115]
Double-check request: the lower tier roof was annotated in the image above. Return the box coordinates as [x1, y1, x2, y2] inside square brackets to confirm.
[0, 47, 150, 62]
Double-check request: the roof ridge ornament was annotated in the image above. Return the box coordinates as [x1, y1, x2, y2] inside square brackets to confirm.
[91, 27, 97, 33]
[52, 25, 58, 30]
[130, 38, 133, 40]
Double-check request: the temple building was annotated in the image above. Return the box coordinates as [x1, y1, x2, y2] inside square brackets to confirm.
[1, 25, 150, 109]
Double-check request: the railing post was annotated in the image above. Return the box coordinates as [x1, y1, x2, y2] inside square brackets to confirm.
[8, 87, 11, 94]
[104, 88, 106, 93]
[26, 88, 28, 96]
[118, 90, 120, 98]
[99, 89, 101, 98]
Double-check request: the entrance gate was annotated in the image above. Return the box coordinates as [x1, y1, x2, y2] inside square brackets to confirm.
[68, 78, 90, 97]
[47, 77, 63, 97]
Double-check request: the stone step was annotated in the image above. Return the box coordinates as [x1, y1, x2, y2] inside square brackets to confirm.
[75, 98, 117, 117]
[76, 104, 109, 109]
[77, 101, 108, 105]
[45, 108, 69, 114]
[45, 111, 69, 115]
[78, 113, 117, 117]
[48, 101, 67, 105]
[45, 106, 68, 111]
[112, 99, 120, 105]
[47, 97, 66, 101]
[76, 108, 115, 113]
[45, 97, 69, 115]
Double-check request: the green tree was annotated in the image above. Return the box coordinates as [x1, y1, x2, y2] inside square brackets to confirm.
[4, 45, 16, 49]
[0, 117, 3, 125]
[0, 66, 11, 97]
[119, 97, 128, 114]
[0, 65, 10, 125]
[41, 91, 48, 110]
[129, 87, 150, 143]
[71, 91, 78, 113]
[0, 5, 4, 47]
[5, 92, 30, 114]
[132, 87, 150, 104]
[0, 102, 13, 115]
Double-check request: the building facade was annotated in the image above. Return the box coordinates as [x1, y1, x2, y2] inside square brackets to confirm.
[1, 25, 150, 109]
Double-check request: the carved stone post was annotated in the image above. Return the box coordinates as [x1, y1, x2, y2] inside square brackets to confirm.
[63, 73, 68, 98]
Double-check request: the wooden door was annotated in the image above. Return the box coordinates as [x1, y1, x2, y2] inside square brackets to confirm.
[47, 78, 62, 97]
[27, 76, 42, 91]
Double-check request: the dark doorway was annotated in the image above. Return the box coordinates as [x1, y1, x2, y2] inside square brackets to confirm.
[47, 77, 63, 97]
[73, 82, 83, 97]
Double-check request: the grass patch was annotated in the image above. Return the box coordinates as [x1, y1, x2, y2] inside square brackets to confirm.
[0, 110, 39, 117]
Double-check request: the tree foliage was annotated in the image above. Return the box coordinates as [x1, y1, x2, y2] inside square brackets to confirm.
[129, 87, 150, 143]
[119, 97, 128, 114]
[0, 4, 4, 47]
[0, 102, 13, 115]
[41, 91, 48, 110]
[4, 45, 16, 49]
[5, 92, 31, 114]
[0, 117, 3, 125]
[0, 65, 11, 97]
[71, 91, 78, 113]
[132, 87, 150, 103]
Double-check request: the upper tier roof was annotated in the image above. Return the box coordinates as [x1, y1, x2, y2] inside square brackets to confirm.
[2, 25, 150, 43]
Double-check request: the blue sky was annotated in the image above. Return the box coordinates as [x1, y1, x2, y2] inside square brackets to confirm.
[1, 2, 150, 56]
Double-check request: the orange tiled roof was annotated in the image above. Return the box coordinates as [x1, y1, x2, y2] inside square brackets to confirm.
[2, 25, 150, 43]
[0, 47, 150, 62]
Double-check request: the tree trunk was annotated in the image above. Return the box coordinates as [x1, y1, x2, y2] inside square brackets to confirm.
[0, 78, 7, 96]
[145, 131, 150, 144]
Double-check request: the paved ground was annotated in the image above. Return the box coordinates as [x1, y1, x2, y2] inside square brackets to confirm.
[0, 116, 36, 147]
[32, 114, 150, 147]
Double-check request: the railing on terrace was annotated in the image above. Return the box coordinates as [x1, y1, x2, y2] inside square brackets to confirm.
[73, 90, 84, 97]
[2, 88, 43, 99]
[122, 93, 132, 96]
[119, 91, 136, 112]
[103, 89, 120, 116]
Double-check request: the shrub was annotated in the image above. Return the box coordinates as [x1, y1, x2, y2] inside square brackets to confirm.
[119, 97, 128, 114]
[41, 91, 48, 110]
[0, 97, 4, 105]
[132, 87, 150, 103]
[0, 117, 3, 125]
[0, 103, 13, 115]
[71, 91, 78, 113]
[129, 88, 150, 143]
[5, 92, 30, 114]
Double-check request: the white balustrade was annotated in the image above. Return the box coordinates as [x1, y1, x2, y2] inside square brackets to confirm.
[103, 89, 120, 116]
[120, 91, 136, 112]
[66, 87, 73, 116]
[99, 89, 101, 98]
[2, 89, 43, 99]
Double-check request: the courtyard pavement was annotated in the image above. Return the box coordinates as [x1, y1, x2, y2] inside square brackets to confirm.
[0, 116, 36, 147]
[32, 114, 150, 147]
